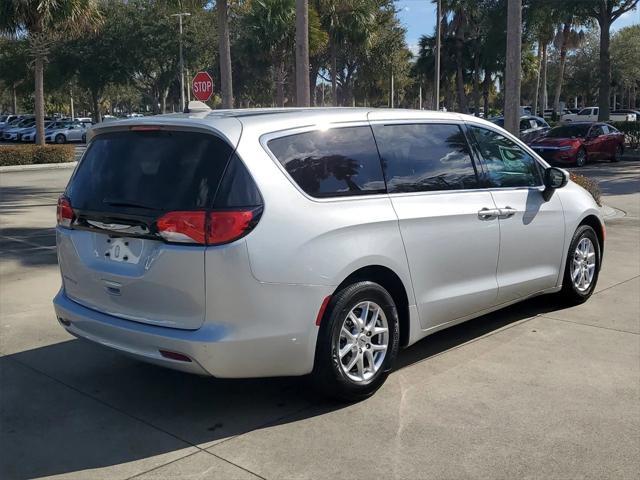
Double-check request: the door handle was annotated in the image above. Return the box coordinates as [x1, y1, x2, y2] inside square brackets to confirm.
[478, 208, 501, 219]
[499, 206, 517, 218]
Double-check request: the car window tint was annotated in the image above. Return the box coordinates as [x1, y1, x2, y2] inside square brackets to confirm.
[590, 126, 605, 136]
[519, 119, 530, 130]
[371, 123, 478, 193]
[68, 130, 234, 213]
[267, 126, 385, 198]
[468, 126, 542, 188]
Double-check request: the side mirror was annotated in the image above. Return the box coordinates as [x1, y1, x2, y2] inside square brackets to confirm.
[543, 167, 569, 201]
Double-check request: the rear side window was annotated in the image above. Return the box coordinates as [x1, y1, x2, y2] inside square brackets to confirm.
[267, 126, 386, 198]
[371, 123, 478, 193]
[68, 130, 234, 213]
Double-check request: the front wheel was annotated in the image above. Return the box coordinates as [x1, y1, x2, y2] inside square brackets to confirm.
[81, 133, 87, 143]
[612, 144, 623, 162]
[575, 148, 587, 167]
[55, 134, 66, 144]
[312, 281, 400, 402]
[558, 225, 601, 305]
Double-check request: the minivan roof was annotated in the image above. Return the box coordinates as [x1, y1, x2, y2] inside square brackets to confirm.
[89, 107, 496, 146]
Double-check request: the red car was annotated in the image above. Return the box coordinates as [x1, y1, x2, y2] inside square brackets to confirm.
[529, 122, 625, 167]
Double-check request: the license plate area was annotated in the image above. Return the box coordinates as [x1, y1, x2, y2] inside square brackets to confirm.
[103, 237, 143, 264]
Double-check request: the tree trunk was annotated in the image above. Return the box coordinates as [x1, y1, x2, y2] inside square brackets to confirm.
[473, 54, 481, 116]
[533, 41, 542, 116]
[331, 41, 338, 106]
[91, 90, 102, 123]
[483, 71, 491, 119]
[553, 20, 572, 116]
[454, 20, 467, 113]
[539, 42, 548, 114]
[12, 84, 18, 114]
[275, 62, 286, 107]
[161, 88, 168, 113]
[295, 0, 310, 107]
[597, 10, 611, 121]
[504, 0, 522, 136]
[217, 0, 234, 108]
[34, 57, 46, 146]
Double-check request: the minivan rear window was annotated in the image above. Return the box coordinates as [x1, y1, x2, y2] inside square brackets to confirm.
[67, 130, 234, 214]
[267, 126, 386, 198]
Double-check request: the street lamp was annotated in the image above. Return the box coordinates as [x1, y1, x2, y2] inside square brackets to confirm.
[172, 12, 191, 111]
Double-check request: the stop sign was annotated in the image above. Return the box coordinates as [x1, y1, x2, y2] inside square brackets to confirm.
[192, 71, 213, 102]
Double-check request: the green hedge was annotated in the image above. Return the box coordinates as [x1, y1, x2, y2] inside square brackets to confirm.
[570, 172, 602, 206]
[610, 121, 640, 149]
[0, 145, 75, 167]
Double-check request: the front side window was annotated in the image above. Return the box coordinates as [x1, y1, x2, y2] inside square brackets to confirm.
[372, 123, 478, 193]
[468, 126, 542, 188]
[267, 126, 385, 198]
[579, 109, 591, 116]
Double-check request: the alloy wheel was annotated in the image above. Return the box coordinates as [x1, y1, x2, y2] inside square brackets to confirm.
[336, 301, 389, 383]
[571, 237, 596, 292]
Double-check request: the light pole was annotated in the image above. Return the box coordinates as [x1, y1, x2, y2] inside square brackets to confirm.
[172, 12, 191, 111]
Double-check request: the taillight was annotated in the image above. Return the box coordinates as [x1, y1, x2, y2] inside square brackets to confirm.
[57, 196, 74, 228]
[156, 211, 207, 244]
[156, 208, 260, 246]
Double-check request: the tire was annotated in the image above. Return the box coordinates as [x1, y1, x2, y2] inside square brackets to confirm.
[55, 134, 66, 144]
[575, 148, 587, 167]
[559, 225, 601, 305]
[612, 144, 623, 162]
[312, 281, 400, 402]
[81, 133, 87, 143]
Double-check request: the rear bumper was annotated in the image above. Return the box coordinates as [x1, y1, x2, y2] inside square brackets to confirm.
[53, 284, 328, 378]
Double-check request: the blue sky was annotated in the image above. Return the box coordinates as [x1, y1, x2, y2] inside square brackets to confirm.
[394, 0, 640, 56]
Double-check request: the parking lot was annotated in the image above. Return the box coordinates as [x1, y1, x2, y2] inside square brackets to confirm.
[1, 161, 638, 479]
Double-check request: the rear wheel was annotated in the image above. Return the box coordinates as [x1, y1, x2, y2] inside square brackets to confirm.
[575, 148, 587, 167]
[612, 144, 623, 162]
[558, 225, 601, 305]
[55, 134, 66, 144]
[81, 133, 87, 143]
[312, 281, 399, 402]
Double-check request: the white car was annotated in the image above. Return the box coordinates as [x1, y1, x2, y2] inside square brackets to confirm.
[562, 107, 636, 122]
[45, 121, 88, 143]
[53, 107, 604, 400]
[20, 121, 55, 142]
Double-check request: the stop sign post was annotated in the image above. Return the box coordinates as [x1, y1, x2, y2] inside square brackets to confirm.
[192, 71, 213, 102]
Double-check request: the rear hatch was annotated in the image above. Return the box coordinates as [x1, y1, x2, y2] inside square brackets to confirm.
[58, 127, 240, 329]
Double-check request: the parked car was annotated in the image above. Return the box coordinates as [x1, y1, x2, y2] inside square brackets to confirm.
[611, 110, 640, 122]
[45, 121, 88, 143]
[562, 107, 636, 123]
[490, 115, 550, 143]
[53, 107, 604, 400]
[0, 114, 21, 127]
[2, 117, 37, 141]
[20, 121, 55, 142]
[529, 122, 625, 167]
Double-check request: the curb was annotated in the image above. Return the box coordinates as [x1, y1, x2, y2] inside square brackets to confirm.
[599, 204, 625, 220]
[0, 161, 77, 173]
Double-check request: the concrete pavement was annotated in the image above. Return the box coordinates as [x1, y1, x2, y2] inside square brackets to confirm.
[1, 161, 638, 479]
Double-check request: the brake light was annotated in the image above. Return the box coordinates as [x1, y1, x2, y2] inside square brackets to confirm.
[57, 196, 74, 228]
[155, 209, 259, 245]
[208, 210, 255, 245]
[156, 211, 207, 244]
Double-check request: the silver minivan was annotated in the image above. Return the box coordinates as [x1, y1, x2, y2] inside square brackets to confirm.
[54, 107, 604, 400]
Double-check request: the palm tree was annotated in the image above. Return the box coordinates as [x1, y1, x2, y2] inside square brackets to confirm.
[583, 0, 638, 120]
[296, 0, 310, 106]
[0, 0, 102, 145]
[552, 18, 585, 116]
[503, 0, 522, 135]
[217, 0, 233, 108]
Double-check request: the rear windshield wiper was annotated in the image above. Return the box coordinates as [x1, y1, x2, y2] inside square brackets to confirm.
[102, 198, 160, 210]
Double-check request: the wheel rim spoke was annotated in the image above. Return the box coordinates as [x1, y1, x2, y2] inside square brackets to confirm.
[336, 300, 389, 383]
